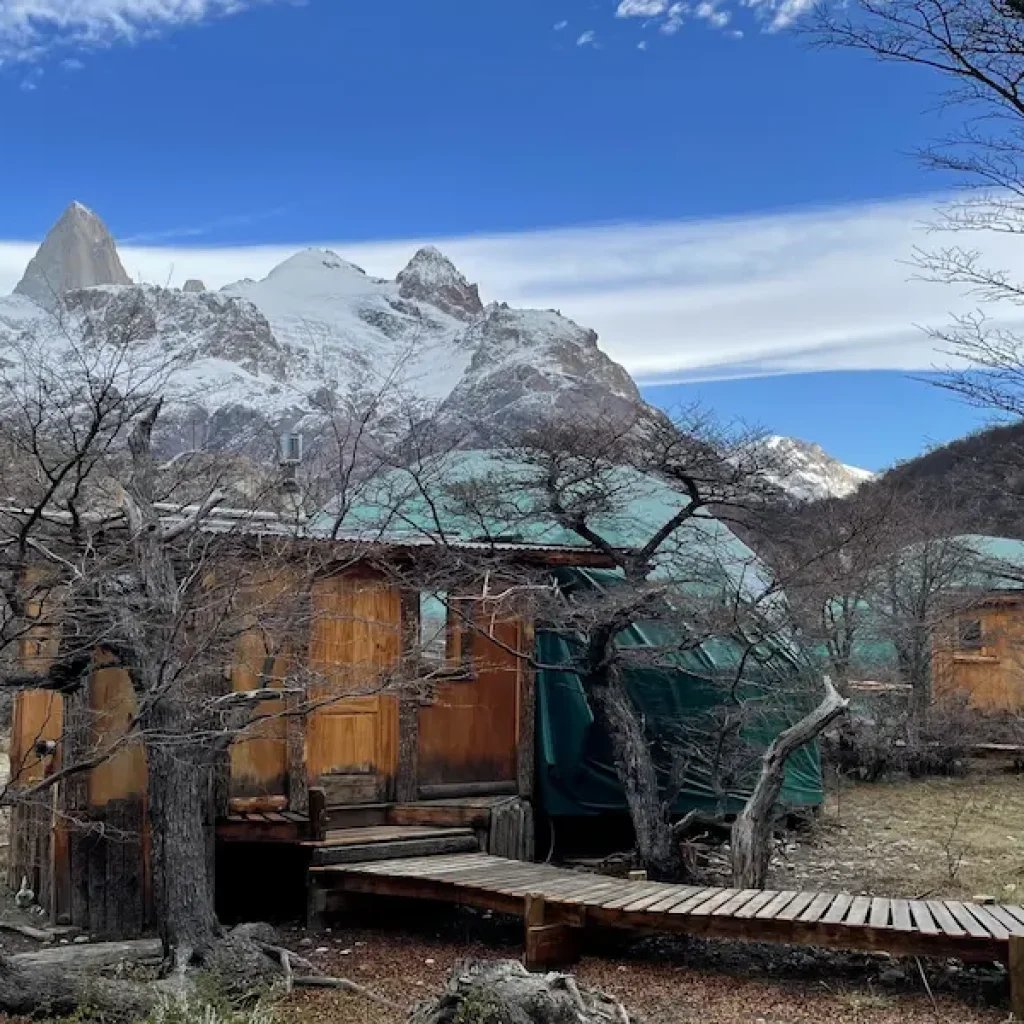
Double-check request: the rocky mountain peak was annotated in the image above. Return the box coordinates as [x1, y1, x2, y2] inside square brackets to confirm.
[760, 435, 873, 502]
[396, 246, 483, 320]
[14, 202, 131, 310]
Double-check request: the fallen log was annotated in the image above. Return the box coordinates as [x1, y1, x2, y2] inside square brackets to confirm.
[10, 939, 163, 970]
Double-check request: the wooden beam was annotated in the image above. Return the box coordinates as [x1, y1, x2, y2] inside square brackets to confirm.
[308, 787, 328, 843]
[516, 619, 536, 801]
[396, 589, 420, 804]
[1010, 934, 1024, 1022]
[524, 893, 581, 971]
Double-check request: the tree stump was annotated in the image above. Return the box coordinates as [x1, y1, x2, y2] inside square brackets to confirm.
[409, 959, 636, 1024]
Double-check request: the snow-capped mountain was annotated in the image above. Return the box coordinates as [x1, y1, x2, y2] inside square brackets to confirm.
[1, 203, 864, 502]
[759, 435, 873, 501]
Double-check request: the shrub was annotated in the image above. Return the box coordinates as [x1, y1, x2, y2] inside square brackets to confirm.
[822, 695, 988, 781]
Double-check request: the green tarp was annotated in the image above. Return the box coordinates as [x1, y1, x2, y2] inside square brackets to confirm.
[535, 572, 825, 819]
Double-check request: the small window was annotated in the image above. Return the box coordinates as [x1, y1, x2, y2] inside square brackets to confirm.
[419, 592, 449, 664]
[957, 617, 984, 651]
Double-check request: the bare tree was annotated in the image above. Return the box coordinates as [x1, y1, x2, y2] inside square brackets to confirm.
[375, 405, 844, 879]
[812, 0, 1024, 417]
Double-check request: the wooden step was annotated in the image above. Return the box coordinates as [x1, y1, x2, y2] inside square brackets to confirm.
[310, 830, 480, 866]
[318, 774, 385, 805]
[326, 803, 390, 829]
[389, 799, 501, 830]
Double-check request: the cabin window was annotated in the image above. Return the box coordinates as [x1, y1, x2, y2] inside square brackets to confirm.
[419, 592, 450, 664]
[956, 617, 984, 651]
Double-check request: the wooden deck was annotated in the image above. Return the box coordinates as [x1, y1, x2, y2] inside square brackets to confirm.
[309, 851, 1024, 968]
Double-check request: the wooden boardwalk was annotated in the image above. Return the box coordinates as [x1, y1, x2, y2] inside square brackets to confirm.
[309, 851, 1024, 969]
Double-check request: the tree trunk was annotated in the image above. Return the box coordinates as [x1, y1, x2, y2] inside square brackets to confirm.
[731, 677, 848, 888]
[590, 672, 679, 878]
[140, 686, 220, 971]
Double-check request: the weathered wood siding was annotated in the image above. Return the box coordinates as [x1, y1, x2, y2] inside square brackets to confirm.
[7, 689, 63, 910]
[416, 603, 522, 792]
[933, 601, 1024, 711]
[306, 569, 401, 795]
[228, 630, 289, 801]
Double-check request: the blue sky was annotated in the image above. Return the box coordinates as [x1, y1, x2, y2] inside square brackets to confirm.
[0, 0, 1012, 471]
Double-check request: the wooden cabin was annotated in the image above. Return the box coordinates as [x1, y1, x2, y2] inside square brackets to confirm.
[6, 548, 606, 937]
[933, 591, 1024, 712]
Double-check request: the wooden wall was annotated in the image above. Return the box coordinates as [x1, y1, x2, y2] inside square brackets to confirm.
[307, 569, 401, 800]
[7, 559, 540, 936]
[933, 600, 1024, 711]
[416, 603, 524, 794]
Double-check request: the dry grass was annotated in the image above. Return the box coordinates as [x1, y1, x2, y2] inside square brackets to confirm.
[780, 769, 1024, 901]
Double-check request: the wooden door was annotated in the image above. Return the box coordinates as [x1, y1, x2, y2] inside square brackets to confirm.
[307, 570, 400, 802]
[416, 607, 521, 794]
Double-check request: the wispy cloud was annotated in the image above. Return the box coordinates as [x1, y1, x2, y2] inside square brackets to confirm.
[576, 29, 597, 47]
[3, 194, 1017, 383]
[120, 206, 293, 244]
[0, 0, 291, 64]
[553, 19, 569, 30]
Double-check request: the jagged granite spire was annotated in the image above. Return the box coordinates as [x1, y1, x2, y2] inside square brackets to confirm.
[396, 246, 483, 320]
[14, 202, 131, 310]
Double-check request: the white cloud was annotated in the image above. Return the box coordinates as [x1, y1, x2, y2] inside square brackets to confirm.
[553, 19, 569, 30]
[576, 29, 597, 46]
[637, 39, 648, 49]
[661, 2, 686, 33]
[3, 194, 1020, 383]
[695, 1, 730, 29]
[616, 0, 668, 15]
[0, 0, 288, 63]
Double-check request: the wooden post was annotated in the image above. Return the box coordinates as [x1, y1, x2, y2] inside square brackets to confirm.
[308, 787, 328, 842]
[523, 892, 581, 971]
[306, 879, 327, 932]
[1010, 934, 1024, 1021]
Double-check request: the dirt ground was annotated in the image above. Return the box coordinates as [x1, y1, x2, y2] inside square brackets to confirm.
[275, 909, 1007, 1024]
[280, 771, 1024, 1024]
[774, 768, 1024, 901]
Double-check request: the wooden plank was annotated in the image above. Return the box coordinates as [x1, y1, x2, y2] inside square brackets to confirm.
[926, 900, 967, 937]
[822, 892, 853, 925]
[997, 904, 1024, 928]
[621, 886, 685, 913]
[798, 892, 837, 924]
[734, 891, 781, 920]
[909, 901, 939, 935]
[890, 899, 913, 932]
[668, 888, 725, 916]
[690, 889, 744, 917]
[645, 887, 706, 914]
[945, 901, 991, 939]
[777, 892, 818, 922]
[708, 889, 761, 917]
[845, 896, 872, 927]
[600, 883, 668, 911]
[960, 903, 1010, 940]
[869, 898, 891, 929]
[982, 904, 1024, 936]
[311, 833, 479, 866]
[550, 880, 627, 907]
[755, 891, 799, 920]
